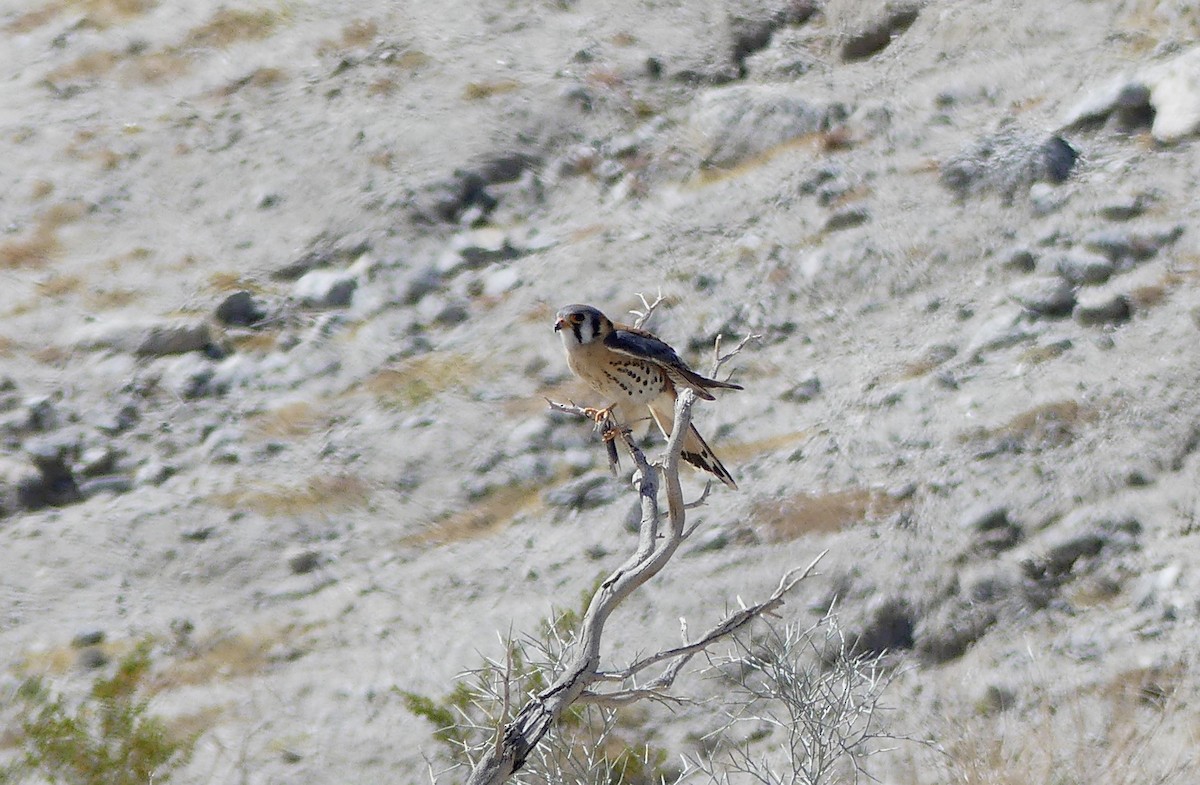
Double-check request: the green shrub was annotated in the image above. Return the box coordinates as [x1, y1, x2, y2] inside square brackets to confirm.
[6, 641, 198, 785]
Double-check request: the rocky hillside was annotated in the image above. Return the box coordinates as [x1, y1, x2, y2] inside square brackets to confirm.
[2, 0, 1199, 782]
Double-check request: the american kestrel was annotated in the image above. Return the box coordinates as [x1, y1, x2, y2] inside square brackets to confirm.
[554, 303, 742, 489]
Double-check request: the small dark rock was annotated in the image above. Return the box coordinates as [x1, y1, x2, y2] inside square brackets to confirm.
[271, 235, 370, 281]
[215, 291, 268, 326]
[1040, 136, 1077, 183]
[400, 266, 443, 305]
[842, 4, 920, 62]
[18, 438, 81, 510]
[960, 504, 1009, 532]
[96, 402, 140, 436]
[942, 128, 1078, 202]
[78, 476, 134, 498]
[1004, 247, 1036, 272]
[77, 648, 109, 670]
[781, 374, 821, 403]
[182, 525, 216, 541]
[1044, 533, 1107, 577]
[287, 549, 322, 575]
[825, 205, 870, 231]
[474, 151, 540, 185]
[78, 445, 117, 477]
[1083, 225, 1184, 265]
[851, 597, 916, 656]
[25, 396, 61, 432]
[135, 322, 212, 357]
[1099, 192, 1155, 222]
[1011, 277, 1076, 318]
[292, 269, 358, 309]
[1074, 293, 1132, 327]
[976, 683, 1018, 714]
[71, 630, 105, 648]
[1062, 78, 1153, 132]
[1048, 251, 1114, 286]
[544, 475, 619, 510]
[916, 601, 996, 663]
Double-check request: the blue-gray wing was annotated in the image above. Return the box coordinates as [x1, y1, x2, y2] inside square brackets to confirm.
[606, 328, 687, 367]
[605, 328, 743, 397]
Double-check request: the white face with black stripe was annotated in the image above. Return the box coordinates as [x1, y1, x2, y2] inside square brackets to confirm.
[554, 304, 607, 347]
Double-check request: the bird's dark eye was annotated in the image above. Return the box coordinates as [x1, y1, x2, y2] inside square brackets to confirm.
[570, 314, 584, 324]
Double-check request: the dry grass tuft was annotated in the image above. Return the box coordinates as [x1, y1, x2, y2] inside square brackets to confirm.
[0, 199, 88, 267]
[339, 18, 378, 48]
[212, 474, 370, 517]
[38, 273, 83, 298]
[393, 49, 431, 70]
[185, 7, 280, 49]
[247, 400, 328, 439]
[32, 345, 73, 367]
[216, 66, 288, 96]
[753, 487, 907, 542]
[926, 662, 1198, 785]
[0, 229, 61, 269]
[363, 353, 478, 409]
[406, 484, 541, 545]
[205, 270, 267, 293]
[154, 627, 302, 689]
[85, 287, 142, 310]
[47, 50, 121, 82]
[720, 430, 808, 463]
[131, 50, 191, 83]
[227, 330, 280, 354]
[6, 0, 156, 32]
[1119, 0, 1200, 54]
[463, 79, 522, 100]
[964, 399, 1096, 451]
[28, 179, 55, 201]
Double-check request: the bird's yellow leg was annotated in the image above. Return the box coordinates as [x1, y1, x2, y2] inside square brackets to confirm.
[582, 403, 617, 425]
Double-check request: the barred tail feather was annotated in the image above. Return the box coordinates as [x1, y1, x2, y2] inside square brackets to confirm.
[647, 400, 738, 490]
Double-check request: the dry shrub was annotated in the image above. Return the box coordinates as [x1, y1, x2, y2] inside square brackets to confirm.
[463, 79, 522, 100]
[407, 485, 541, 545]
[721, 430, 807, 463]
[0, 229, 60, 269]
[964, 399, 1095, 451]
[213, 66, 287, 96]
[247, 400, 328, 439]
[29, 179, 55, 201]
[754, 487, 906, 542]
[85, 288, 141, 310]
[212, 474, 369, 517]
[6, 0, 156, 32]
[47, 50, 121, 82]
[131, 50, 191, 83]
[39, 273, 83, 297]
[926, 664, 1197, 785]
[154, 627, 302, 689]
[363, 353, 477, 409]
[184, 7, 279, 49]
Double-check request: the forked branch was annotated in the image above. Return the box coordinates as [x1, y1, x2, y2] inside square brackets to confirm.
[464, 390, 819, 785]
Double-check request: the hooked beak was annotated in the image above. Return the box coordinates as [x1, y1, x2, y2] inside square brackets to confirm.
[553, 317, 565, 332]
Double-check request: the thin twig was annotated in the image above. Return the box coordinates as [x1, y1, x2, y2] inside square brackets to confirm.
[710, 332, 762, 379]
[629, 289, 665, 329]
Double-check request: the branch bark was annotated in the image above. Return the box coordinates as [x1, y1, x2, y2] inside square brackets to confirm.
[464, 390, 818, 785]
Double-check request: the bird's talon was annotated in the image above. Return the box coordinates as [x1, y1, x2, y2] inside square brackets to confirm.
[582, 404, 617, 424]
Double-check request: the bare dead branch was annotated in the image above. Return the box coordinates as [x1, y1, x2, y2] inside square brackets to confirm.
[590, 551, 827, 688]
[710, 332, 762, 380]
[466, 380, 815, 784]
[629, 289, 666, 329]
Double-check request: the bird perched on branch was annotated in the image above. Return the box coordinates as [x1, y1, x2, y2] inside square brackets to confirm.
[554, 303, 742, 489]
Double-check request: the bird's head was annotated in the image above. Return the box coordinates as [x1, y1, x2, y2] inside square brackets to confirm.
[554, 304, 611, 347]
